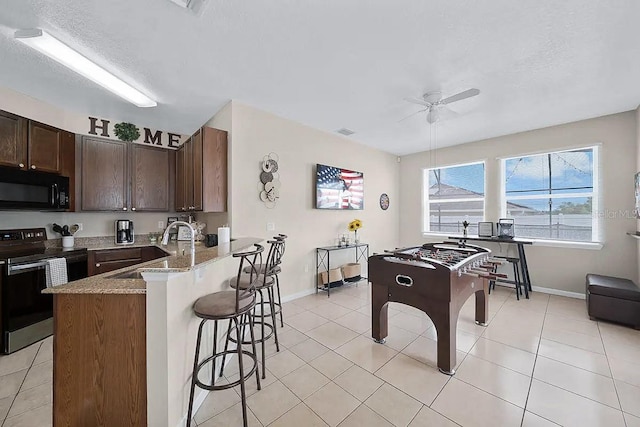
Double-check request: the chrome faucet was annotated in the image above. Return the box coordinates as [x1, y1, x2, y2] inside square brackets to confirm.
[162, 221, 196, 266]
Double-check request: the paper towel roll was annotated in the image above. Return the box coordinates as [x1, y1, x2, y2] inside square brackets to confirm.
[217, 226, 230, 244]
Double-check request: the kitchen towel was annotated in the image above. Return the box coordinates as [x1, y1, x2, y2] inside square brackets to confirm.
[218, 226, 230, 244]
[45, 258, 68, 287]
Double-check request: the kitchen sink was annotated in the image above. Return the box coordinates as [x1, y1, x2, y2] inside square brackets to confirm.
[108, 270, 144, 279]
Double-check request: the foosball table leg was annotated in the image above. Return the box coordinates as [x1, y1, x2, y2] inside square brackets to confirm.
[371, 286, 389, 344]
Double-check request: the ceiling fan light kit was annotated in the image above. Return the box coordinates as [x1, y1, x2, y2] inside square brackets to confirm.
[14, 28, 157, 108]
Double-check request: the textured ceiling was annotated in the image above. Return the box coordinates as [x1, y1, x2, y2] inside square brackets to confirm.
[1, 0, 639, 155]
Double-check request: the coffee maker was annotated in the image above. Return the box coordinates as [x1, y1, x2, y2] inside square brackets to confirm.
[115, 220, 134, 245]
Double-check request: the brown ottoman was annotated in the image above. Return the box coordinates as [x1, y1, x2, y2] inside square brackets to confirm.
[586, 274, 640, 329]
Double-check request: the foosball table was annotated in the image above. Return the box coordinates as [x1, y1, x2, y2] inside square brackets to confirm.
[370, 241, 504, 375]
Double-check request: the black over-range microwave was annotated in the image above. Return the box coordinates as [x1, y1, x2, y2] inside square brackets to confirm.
[0, 167, 70, 210]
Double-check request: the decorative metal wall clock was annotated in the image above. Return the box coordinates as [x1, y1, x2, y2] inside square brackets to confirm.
[258, 153, 280, 208]
[379, 193, 389, 210]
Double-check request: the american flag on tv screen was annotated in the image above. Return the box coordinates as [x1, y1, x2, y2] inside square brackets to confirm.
[316, 164, 364, 209]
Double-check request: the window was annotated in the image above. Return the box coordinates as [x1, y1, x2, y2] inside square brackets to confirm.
[423, 162, 485, 234]
[502, 146, 598, 242]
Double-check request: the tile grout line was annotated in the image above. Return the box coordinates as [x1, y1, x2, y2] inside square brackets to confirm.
[518, 295, 549, 427]
[597, 320, 629, 427]
[1, 341, 44, 426]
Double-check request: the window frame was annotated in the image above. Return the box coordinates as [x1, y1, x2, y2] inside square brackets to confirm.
[499, 145, 601, 245]
[422, 160, 486, 235]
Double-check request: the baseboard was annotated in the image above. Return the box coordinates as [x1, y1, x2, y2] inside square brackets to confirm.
[281, 287, 316, 303]
[494, 283, 585, 300]
[531, 285, 586, 300]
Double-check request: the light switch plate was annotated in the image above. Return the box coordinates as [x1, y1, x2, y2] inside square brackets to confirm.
[267, 222, 275, 231]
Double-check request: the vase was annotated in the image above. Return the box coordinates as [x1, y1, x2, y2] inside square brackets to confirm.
[354, 230, 360, 244]
[62, 236, 74, 248]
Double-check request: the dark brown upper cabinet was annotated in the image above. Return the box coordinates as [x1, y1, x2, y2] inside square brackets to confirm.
[0, 110, 28, 169]
[0, 111, 74, 176]
[130, 144, 170, 212]
[175, 126, 227, 213]
[28, 121, 63, 173]
[81, 137, 171, 212]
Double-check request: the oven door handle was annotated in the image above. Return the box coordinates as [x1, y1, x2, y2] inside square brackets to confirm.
[8, 260, 49, 275]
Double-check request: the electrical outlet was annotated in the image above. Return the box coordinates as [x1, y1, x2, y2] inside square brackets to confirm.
[267, 222, 275, 231]
[304, 264, 309, 273]
[77, 223, 83, 231]
[158, 221, 165, 229]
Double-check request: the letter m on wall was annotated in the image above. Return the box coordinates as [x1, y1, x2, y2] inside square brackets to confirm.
[144, 128, 163, 146]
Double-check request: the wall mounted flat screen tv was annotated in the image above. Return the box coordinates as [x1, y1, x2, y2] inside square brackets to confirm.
[316, 164, 364, 210]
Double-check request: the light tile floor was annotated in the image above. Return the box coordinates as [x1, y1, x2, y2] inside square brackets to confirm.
[2, 284, 640, 426]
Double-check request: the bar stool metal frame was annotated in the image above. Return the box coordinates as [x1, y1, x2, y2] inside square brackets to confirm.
[272, 234, 287, 327]
[223, 238, 284, 379]
[242, 234, 286, 327]
[186, 244, 264, 427]
[489, 256, 525, 300]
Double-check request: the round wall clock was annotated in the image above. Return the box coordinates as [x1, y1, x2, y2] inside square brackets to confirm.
[379, 193, 389, 210]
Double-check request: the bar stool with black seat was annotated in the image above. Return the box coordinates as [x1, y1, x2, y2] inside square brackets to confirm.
[186, 244, 264, 427]
[224, 238, 283, 379]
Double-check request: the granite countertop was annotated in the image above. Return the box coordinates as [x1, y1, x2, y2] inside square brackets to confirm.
[43, 237, 262, 295]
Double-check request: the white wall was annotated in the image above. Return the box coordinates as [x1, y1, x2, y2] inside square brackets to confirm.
[228, 102, 400, 298]
[400, 111, 638, 294]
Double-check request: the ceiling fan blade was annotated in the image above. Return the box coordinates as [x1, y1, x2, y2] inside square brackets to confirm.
[438, 105, 459, 120]
[398, 108, 428, 123]
[440, 88, 480, 105]
[403, 97, 431, 107]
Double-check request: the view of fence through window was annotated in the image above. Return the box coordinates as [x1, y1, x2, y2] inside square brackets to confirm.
[503, 147, 596, 242]
[424, 162, 485, 234]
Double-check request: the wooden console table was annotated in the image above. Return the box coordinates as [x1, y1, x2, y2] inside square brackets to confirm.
[316, 243, 369, 296]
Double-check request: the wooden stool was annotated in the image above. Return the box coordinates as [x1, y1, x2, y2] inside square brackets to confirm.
[186, 244, 264, 427]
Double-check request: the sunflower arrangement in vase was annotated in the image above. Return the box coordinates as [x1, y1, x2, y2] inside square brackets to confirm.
[348, 219, 363, 244]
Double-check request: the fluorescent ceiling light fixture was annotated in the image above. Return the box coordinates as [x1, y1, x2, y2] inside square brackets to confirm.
[14, 29, 157, 108]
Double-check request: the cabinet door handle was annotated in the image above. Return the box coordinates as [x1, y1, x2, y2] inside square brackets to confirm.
[30, 165, 36, 170]
[131, 207, 136, 211]
[96, 263, 101, 267]
[19, 163, 24, 168]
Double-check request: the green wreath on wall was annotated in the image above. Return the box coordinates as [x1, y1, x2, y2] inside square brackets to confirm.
[114, 122, 141, 142]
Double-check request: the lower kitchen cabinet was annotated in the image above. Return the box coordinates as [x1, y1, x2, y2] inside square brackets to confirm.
[53, 293, 147, 426]
[88, 246, 168, 276]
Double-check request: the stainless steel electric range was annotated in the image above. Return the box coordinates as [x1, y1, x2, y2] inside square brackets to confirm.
[0, 228, 87, 354]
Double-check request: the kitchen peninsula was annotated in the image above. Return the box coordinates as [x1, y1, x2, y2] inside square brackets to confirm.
[43, 237, 262, 427]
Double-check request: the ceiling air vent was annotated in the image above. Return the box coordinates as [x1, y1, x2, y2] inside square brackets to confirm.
[336, 128, 355, 136]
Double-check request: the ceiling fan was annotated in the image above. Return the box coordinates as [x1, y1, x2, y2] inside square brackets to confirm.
[401, 88, 480, 124]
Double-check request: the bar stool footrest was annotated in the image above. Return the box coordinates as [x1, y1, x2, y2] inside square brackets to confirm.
[228, 321, 275, 345]
[194, 349, 258, 391]
[253, 300, 282, 318]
